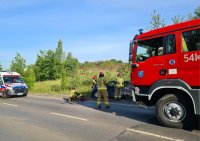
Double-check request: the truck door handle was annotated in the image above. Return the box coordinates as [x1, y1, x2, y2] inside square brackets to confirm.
[160, 69, 167, 75]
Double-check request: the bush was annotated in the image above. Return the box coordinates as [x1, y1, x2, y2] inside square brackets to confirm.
[51, 84, 62, 92]
[23, 67, 36, 90]
[30, 60, 131, 96]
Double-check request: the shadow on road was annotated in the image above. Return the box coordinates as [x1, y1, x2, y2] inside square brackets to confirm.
[63, 97, 200, 131]
[63, 97, 163, 126]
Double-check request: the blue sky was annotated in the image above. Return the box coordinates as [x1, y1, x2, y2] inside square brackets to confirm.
[0, 0, 199, 68]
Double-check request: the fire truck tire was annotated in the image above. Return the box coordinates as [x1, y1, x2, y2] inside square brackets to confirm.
[156, 94, 194, 129]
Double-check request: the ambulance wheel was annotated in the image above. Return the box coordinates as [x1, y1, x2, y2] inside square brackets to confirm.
[156, 94, 194, 129]
[23, 90, 28, 97]
[2, 91, 7, 99]
[2, 90, 11, 99]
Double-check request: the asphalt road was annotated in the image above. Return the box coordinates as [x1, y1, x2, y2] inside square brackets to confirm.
[0, 95, 199, 141]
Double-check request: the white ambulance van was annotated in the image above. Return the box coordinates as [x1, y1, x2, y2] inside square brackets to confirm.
[0, 71, 28, 98]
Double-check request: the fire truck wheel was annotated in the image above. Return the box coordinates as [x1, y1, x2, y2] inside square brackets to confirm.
[156, 94, 194, 129]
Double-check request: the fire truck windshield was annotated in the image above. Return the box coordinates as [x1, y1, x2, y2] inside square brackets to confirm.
[136, 37, 164, 62]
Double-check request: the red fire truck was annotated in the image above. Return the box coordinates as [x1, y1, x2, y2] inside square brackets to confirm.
[129, 18, 200, 128]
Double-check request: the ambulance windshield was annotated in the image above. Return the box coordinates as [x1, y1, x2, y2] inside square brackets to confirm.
[3, 76, 24, 84]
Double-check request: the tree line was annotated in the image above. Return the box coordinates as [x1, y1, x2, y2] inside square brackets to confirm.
[10, 40, 79, 90]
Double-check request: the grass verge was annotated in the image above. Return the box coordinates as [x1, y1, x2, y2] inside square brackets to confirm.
[30, 80, 91, 97]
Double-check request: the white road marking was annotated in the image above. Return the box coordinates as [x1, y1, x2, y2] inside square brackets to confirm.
[50, 112, 88, 121]
[127, 128, 183, 141]
[2, 103, 19, 107]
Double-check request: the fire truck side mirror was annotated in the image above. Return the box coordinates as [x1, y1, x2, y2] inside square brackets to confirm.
[132, 63, 139, 68]
[129, 54, 132, 62]
[133, 40, 138, 44]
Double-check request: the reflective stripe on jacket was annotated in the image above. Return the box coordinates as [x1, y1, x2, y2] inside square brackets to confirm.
[116, 77, 124, 88]
[97, 77, 107, 90]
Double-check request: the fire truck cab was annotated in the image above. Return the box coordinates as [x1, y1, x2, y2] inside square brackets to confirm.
[129, 19, 200, 128]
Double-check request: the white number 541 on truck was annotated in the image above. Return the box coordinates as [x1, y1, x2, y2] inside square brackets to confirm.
[129, 18, 200, 128]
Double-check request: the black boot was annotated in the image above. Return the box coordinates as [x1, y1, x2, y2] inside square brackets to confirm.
[106, 105, 110, 108]
[98, 104, 101, 109]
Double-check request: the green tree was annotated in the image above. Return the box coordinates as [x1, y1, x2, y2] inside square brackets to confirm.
[147, 10, 166, 30]
[187, 13, 194, 20]
[23, 65, 36, 89]
[171, 6, 200, 23]
[110, 59, 118, 63]
[34, 50, 56, 81]
[34, 50, 45, 81]
[60, 52, 79, 90]
[68, 74, 82, 89]
[0, 63, 3, 71]
[187, 6, 200, 20]
[45, 50, 56, 80]
[60, 62, 67, 90]
[172, 15, 185, 24]
[110, 59, 123, 63]
[54, 39, 65, 79]
[65, 52, 79, 77]
[10, 53, 26, 76]
[194, 6, 200, 18]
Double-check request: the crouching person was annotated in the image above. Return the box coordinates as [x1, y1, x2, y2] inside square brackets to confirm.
[68, 87, 79, 102]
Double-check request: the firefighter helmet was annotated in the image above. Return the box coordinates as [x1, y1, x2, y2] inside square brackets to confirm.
[92, 75, 97, 79]
[117, 73, 122, 77]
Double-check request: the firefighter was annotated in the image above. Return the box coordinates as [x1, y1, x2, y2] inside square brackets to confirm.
[92, 75, 97, 86]
[91, 75, 97, 98]
[68, 87, 79, 102]
[115, 72, 124, 100]
[97, 72, 110, 108]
